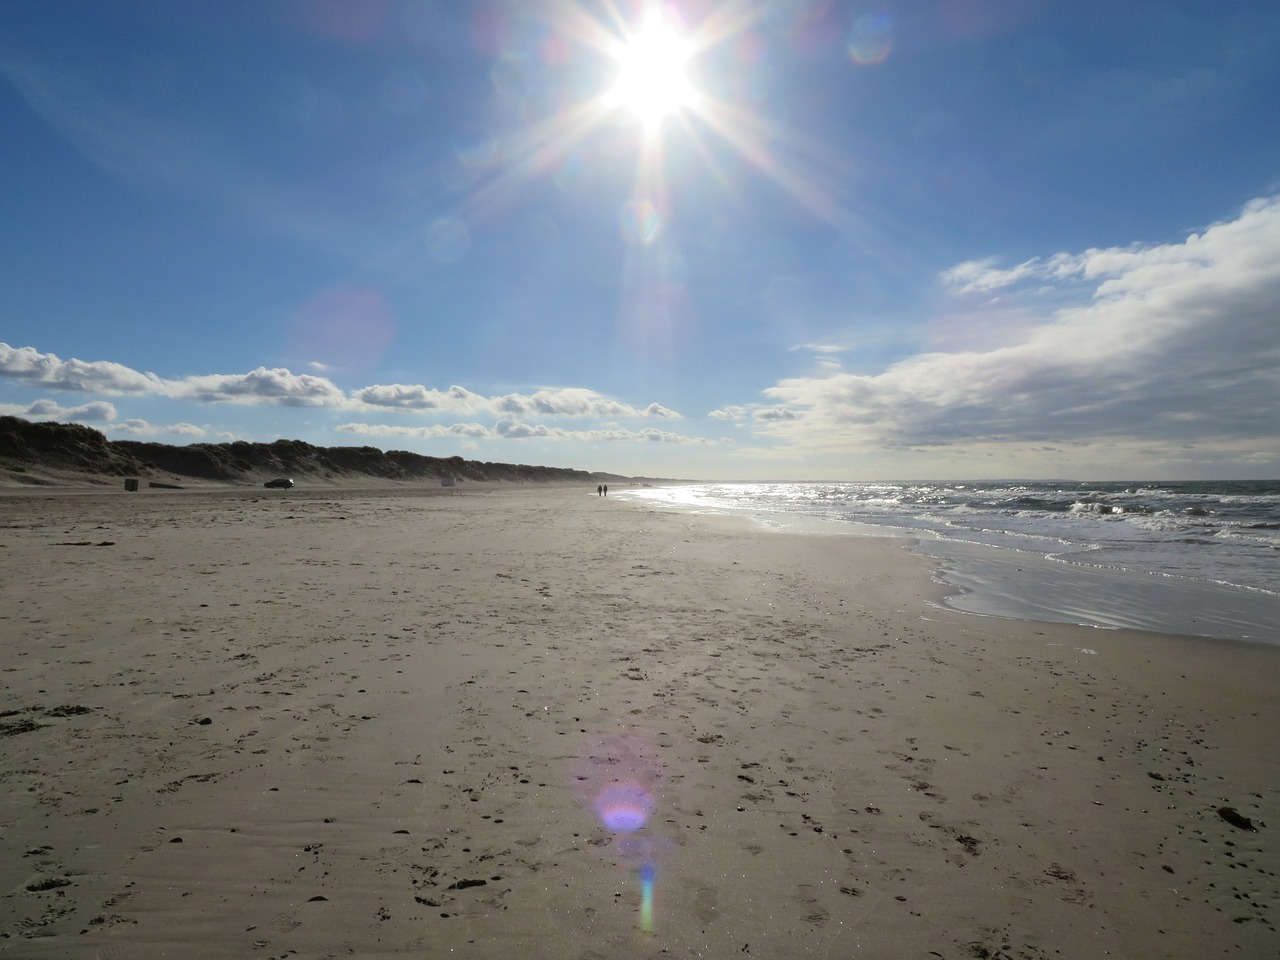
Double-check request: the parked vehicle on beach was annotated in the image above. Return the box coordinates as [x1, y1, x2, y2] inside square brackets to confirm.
[263, 478, 294, 489]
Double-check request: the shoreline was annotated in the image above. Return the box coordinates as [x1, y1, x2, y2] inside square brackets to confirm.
[616, 486, 1280, 645]
[1, 485, 1276, 957]
[915, 535, 1280, 645]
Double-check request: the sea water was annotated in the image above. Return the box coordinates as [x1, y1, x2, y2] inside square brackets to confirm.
[620, 481, 1280, 644]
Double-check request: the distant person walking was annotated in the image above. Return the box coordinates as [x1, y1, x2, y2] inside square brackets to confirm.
[603, 484, 608, 497]
[597, 484, 603, 497]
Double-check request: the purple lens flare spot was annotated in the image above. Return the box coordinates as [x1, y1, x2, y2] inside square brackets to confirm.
[594, 781, 656, 832]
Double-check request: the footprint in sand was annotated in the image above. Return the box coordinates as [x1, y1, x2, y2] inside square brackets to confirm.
[271, 913, 302, 932]
[694, 886, 719, 923]
[795, 883, 831, 926]
[802, 907, 831, 926]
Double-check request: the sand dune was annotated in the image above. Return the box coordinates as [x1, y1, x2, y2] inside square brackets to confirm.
[1, 485, 1275, 958]
[0, 414, 643, 488]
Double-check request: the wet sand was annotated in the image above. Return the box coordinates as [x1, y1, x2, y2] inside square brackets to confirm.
[0, 485, 1276, 958]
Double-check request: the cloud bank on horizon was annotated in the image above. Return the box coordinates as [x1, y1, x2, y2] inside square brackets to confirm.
[2, 1, 1278, 479]
[6, 194, 1278, 470]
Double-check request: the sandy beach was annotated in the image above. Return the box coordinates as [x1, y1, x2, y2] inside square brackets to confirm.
[1, 484, 1275, 959]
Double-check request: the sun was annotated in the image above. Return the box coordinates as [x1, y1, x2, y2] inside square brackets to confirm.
[605, 9, 697, 131]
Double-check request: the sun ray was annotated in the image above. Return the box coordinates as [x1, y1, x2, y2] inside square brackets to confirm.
[679, 0, 768, 58]
[690, 94, 854, 227]
[456, 98, 611, 220]
[449, 1, 860, 261]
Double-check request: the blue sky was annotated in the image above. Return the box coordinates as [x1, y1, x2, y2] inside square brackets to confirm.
[3, 0, 1278, 480]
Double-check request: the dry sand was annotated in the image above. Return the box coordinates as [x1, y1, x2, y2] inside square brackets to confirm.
[0, 484, 1276, 959]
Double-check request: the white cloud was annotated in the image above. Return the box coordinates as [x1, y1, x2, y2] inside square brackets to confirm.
[488, 419, 715, 444]
[109, 419, 205, 437]
[708, 406, 748, 421]
[940, 255, 1062, 293]
[336, 422, 493, 440]
[942, 199, 1280, 297]
[757, 196, 1280, 454]
[337, 420, 717, 446]
[626, 427, 713, 445]
[792, 343, 848, 355]
[352, 383, 681, 420]
[0, 343, 163, 394]
[175, 367, 346, 407]
[1, 344, 345, 408]
[2, 344, 685, 429]
[490, 388, 678, 420]
[351, 385, 461, 416]
[0, 398, 118, 422]
[494, 418, 552, 439]
[754, 407, 801, 422]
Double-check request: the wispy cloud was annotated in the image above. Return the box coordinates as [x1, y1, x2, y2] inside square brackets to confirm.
[756, 196, 1280, 454]
[0, 55, 213, 194]
[940, 254, 1081, 294]
[0, 53, 413, 274]
[942, 197, 1280, 296]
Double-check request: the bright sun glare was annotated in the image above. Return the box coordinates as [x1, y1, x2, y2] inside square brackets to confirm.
[606, 9, 696, 130]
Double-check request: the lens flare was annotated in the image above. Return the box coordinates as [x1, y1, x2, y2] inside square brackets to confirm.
[426, 217, 470, 263]
[572, 734, 670, 934]
[619, 199, 661, 244]
[640, 860, 655, 934]
[572, 732, 664, 834]
[553, 152, 588, 191]
[594, 780, 656, 832]
[437, 0, 859, 308]
[289, 285, 394, 375]
[848, 13, 894, 65]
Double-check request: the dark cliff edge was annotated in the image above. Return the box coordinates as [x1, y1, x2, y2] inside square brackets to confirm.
[0, 416, 661, 488]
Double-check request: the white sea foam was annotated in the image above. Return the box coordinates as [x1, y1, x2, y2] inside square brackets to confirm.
[622, 479, 1280, 644]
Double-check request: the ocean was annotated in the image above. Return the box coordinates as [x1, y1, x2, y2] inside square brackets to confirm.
[620, 480, 1280, 645]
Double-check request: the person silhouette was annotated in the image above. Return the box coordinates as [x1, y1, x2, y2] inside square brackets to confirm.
[597, 484, 603, 497]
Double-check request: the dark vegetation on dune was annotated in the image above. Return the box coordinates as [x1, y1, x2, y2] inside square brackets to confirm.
[0, 415, 634, 487]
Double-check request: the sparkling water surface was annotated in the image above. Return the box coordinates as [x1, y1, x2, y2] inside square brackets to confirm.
[621, 480, 1280, 644]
